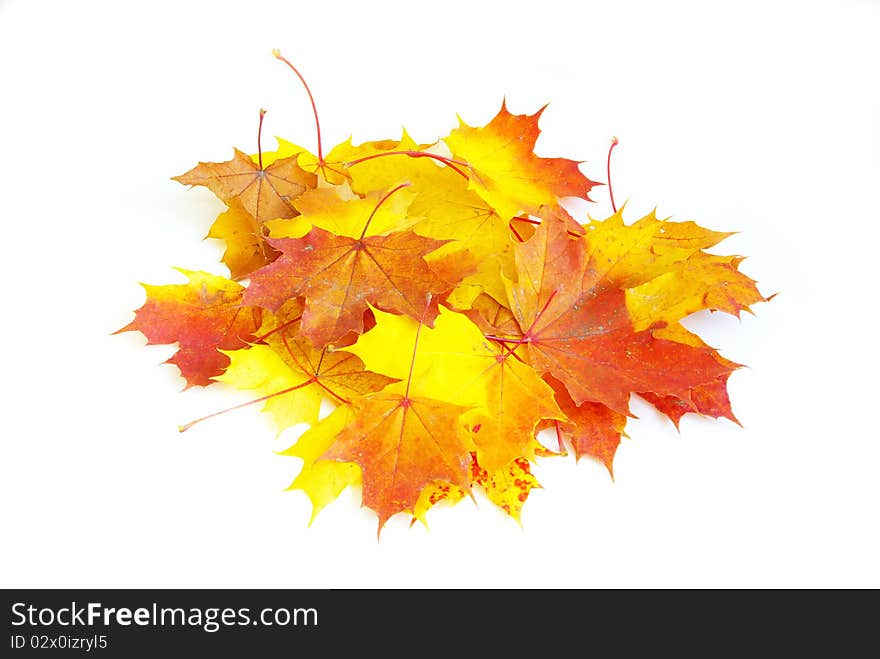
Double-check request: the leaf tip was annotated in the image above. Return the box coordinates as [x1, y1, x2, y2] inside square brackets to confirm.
[533, 102, 550, 121]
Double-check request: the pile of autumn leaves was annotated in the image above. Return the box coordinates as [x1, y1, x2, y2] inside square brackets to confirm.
[121, 103, 767, 530]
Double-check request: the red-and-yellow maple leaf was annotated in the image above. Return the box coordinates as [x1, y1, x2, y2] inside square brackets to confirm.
[243, 227, 472, 347]
[118, 269, 261, 387]
[502, 213, 735, 415]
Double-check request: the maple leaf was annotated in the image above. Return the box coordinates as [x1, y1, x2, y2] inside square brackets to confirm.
[261, 134, 403, 186]
[625, 252, 769, 331]
[502, 213, 734, 415]
[461, 363, 562, 473]
[583, 208, 733, 291]
[177, 299, 396, 434]
[576, 208, 766, 425]
[117, 269, 261, 387]
[244, 187, 474, 346]
[444, 101, 600, 221]
[213, 345, 324, 431]
[344, 306, 563, 473]
[173, 148, 316, 226]
[312, 310, 475, 530]
[255, 137, 311, 167]
[322, 392, 473, 530]
[214, 336, 395, 432]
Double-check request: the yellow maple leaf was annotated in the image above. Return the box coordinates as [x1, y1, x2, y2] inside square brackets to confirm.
[215, 345, 324, 432]
[253, 137, 310, 167]
[266, 181, 419, 239]
[280, 404, 361, 524]
[471, 455, 541, 524]
[343, 306, 563, 472]
[626, 252, 769, 331]
[274, 136, 401, 185]
[214, 310, 394, 433]
[412, 482, 467, 528]
[583, 208, 733, 290]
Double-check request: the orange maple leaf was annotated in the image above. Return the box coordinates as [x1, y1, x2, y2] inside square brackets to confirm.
[322, 392, 473, 530]
[639, 378, 739, 428]
[319, 312, 475, 530]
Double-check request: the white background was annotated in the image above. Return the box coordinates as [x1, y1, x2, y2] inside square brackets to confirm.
[1, 0, 877, 588]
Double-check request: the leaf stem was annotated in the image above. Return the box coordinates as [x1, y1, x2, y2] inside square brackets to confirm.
[510, 215, 590, 240]
[279, 334, 349, 404]
[607, 136, 619, 213]
[273, 49, 324, 166]
[178, 377, 317, 432]
[252, 314, 303, 343]
[403, 295, 433, 403]
[524, 289, 558, 338]
[359, 182, 412, 240]
[347, 150, 470, 179]
[484, 335, 521, 345]
[257, 109, 267, 170]
[508, 222, 525, 243]
[486, 289, 559, 352]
